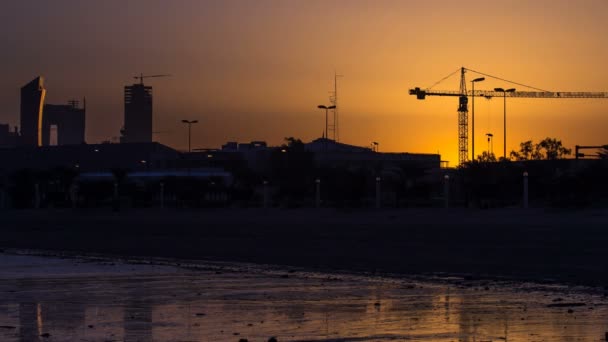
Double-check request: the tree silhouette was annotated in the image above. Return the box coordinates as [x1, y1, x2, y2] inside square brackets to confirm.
[509, 138, 571, 160]
[476, 151, 497, 163]
[282, 137, 305, 152]
[537, 138, 571, 160]
[510, 140, 542, 161]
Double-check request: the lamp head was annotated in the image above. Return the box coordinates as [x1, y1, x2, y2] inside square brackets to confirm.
[472, 77, 485, 83]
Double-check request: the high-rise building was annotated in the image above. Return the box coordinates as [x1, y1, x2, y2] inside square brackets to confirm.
[121, 83, 152, 143]
[20, 77, 46, 146]
[42, 100, 86, 146]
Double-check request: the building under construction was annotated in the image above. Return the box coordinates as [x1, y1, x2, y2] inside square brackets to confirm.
[121, 83, 153, 143]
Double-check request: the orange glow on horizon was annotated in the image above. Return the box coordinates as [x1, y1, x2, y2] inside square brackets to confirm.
[1, 1, 608, 162]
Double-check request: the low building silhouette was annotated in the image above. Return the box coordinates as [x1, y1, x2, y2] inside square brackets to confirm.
[305, 137, 440, 170]
[0, 142, 179, 173]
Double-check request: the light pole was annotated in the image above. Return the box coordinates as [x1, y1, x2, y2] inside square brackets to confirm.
[181, 119, 198, 153]
[471, 77, 485, 161]
[315, 178, 321, 208]
[317, 105, 335, 151]
[523, 171, 529, 209]
[375, 176, 381, 209]
[494, 87, 516, 159]
[444, 174, 450, 208]
[486, 133, 493, 155]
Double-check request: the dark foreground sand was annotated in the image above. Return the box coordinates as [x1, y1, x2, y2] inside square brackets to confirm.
[1, 207, 608, 287]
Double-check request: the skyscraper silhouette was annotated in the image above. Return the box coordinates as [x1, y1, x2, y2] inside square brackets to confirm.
[121, 83, 152, 143]
[20, 77, 46, 146]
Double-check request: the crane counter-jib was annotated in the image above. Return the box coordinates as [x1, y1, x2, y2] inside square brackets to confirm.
[409, 87, 608, 100]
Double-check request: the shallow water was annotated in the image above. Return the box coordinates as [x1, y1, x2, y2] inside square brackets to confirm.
[0, 253, 607, 342]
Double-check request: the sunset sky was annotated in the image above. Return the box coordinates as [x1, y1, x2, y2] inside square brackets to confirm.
[1, 0, 607, 165]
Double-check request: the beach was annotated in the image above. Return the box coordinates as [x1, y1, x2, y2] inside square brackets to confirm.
[1, 252, 608, 341]
[1, 207, 608, 286]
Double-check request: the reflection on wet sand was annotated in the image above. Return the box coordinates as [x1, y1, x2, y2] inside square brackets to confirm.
[1, 254, 607, 341]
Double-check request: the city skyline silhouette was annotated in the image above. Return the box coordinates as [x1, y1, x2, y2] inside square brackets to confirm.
[2, 3, 608, 341]
[1, 1, 608, 164]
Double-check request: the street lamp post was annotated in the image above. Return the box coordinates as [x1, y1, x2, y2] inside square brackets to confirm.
[317, 105, 336, 150]
[494, 87, 516, 159]
[375, 177, 381, 209]
[315, 179, 321, 208]
[181, 120, 198, 153]
[523, 171, 529, 209]
[471, 77, 485, 161]
[486, 133, 494, 155]
[444, 175, 450, 208]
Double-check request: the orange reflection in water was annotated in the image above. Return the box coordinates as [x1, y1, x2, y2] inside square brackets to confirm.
[0, 258, 607, 342]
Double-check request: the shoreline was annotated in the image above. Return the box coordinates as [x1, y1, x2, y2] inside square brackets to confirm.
[2, 247, 604, 297]
[3, 250, 607, 342]
[1, 207, 608, 288]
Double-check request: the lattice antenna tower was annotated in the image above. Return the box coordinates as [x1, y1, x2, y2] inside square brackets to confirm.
[328, 72, 344, 141]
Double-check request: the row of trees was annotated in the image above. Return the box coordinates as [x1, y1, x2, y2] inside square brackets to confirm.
[509, 138, 572, 161]
[475, 137, 572, 163]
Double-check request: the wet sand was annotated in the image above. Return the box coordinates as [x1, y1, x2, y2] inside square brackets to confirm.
[1, 252, 608, 342]
[1, 208, 608, 287]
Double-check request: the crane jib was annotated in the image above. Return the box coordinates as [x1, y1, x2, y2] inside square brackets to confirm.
[409, 87, 608, 99]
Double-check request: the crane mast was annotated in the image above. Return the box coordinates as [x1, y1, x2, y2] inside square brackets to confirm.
[457, 67, 469, 165]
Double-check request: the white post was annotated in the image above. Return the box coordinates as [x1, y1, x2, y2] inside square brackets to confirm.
[34, 183, 40, 209]
[160, 182, 165, 209]
[375, 177, 381, 209]
[315, 179, 321, 208]
[113, 181, 119, 211]
[523, 171, 529, 209]
[69, 183, 77, 209]
[263, 181, 269, 208]
[444, 175, 450, 208]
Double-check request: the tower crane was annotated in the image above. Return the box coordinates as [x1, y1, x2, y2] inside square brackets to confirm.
[134, 73, 171, 85]
[409, 67, 608, 165]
